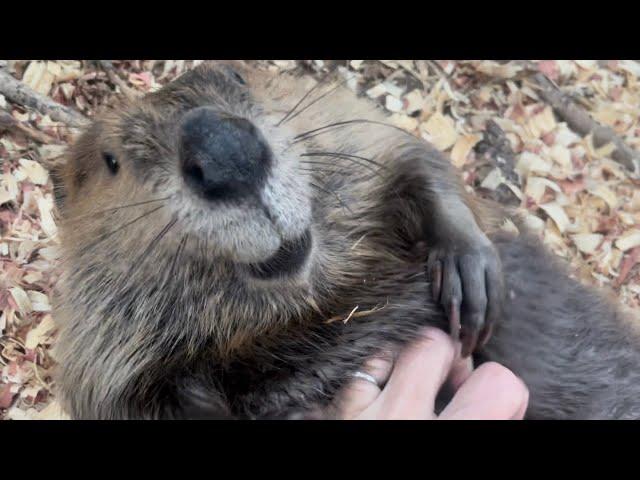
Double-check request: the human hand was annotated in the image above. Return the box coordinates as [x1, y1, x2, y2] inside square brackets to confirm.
[335, 327, 528, 420]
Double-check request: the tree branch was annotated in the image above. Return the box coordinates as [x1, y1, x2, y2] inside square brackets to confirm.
[97, 60, 141, 100]
[528, 71, 640, 175]
[0, 68, 88, 128]
[0, 108, 60, 144]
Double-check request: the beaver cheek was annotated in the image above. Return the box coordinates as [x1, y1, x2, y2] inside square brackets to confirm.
[260, 168, 312, 238]
[210, 215, 281, 264]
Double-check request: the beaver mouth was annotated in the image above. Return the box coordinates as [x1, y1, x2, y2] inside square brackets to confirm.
[248, 229, 312, 279]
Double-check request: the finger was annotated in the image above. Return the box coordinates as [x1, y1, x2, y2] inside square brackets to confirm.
[438, 362, 529, 420]
[337, 354, 394, 419]
[510, 390, 529, 420]
[375, 327, 456, 419]
[458, 255, 487, 357]
[447, 351, 474, 392]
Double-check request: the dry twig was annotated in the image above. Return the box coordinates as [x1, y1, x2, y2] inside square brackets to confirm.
[528, 71, 640, 175]
[97, 60, 141, 100]
[0, 68, 87, 128]
[0, 108, 59, 144]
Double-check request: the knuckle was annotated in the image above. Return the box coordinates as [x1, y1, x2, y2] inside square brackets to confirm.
[476, 362, 524, 397]
[459, 253, 477, 268]
[465, 312, 486, 328]
[364, 356, 394, 378]
[417, 326, 451, 345]
[442, 274, 461, 295]
[487, 255, 502, 273]
[466, 294, 488, 312]
[441, 291, 454, 306]
[428, 261, 440, 275]
[414, 329, 456, 364]
[446, 287, 462, 303]
[520, 382, 530, 409]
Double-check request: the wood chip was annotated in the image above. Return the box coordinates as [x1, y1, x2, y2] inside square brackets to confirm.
[9, 287, 33, 314]
[527, 106, 557, 138]
[18, 158, 49, 185]
[385, 95, 404, 113]
[540, 202, 571, 233]
[516, 151, 552, 179]
[37, 195, 58, 238]
[572, 234, 604, 255]
[450, 133, 482, 168]
[480, 168, 506, 191]
[403, 89, 425, 114]
[21, 61, 55, 96]
[25, 314, 56, 349]
[525, 177, 561, 204]
[421, 112, 457, 151]
[23, 271, 43, 284]
[27, 290, 51, 312]
[616, 230, 640, 252]
[588, 185, 618, 211]
[475, 61, 523, 79]
[32, 401, 70, 420]
[390, 114, 419, 132]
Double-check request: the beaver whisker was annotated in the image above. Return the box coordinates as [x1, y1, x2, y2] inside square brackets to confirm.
[276, 69, 336, 126]
[166, 235, 189, 281]
[125, 215, 179, 278]
[302, 152, 386, 175]
[299, 164, 376, 182]
[298, 166, 345, 178]
[280, 74, 357, 126]
[293, 118, 417, 144]
[78, 205, 166, 256]
[61, 196, 172, 223]
[298, 160, 345, 174]
[55, 204, 167, 272]
[308, 182, 353, 215]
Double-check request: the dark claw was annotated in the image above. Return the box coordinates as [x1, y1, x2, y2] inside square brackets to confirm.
[460, 325, 478, 358]
[483, 261, 503, 349]
[448, 301, 461, 341]
[427, 243, 503, 356]
[430, 260, 442, 301]
[478, 323, 493, 349]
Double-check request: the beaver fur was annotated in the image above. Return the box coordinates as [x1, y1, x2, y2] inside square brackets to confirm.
[51, 61, 640, 419]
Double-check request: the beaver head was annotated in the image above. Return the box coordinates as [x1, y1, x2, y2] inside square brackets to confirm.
[58, 62, 313, 266]
[52, 61, 401, 370]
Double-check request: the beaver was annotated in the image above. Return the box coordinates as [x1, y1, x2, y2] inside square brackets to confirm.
[50, 60, 640, 419]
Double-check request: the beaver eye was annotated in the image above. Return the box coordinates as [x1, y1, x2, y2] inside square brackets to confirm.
[232, 71, 246, 85]
[224, 66, 246, 85]
[103, 152, 119, 175]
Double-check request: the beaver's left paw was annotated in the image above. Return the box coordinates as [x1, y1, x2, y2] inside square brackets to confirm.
[427, 241, 504, 357]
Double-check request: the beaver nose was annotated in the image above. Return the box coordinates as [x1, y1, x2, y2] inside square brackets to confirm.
[179, 107, 271, 201]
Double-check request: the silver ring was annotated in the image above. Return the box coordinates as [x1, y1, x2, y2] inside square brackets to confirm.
[352, 371, 381, 387]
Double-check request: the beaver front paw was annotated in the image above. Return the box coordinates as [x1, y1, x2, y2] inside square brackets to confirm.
[427, 241, 503, 357]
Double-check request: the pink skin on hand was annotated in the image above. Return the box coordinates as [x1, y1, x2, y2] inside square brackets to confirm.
[336, 327, 529, 420]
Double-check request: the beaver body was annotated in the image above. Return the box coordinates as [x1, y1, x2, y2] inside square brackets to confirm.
[51, 62, 640, 419]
